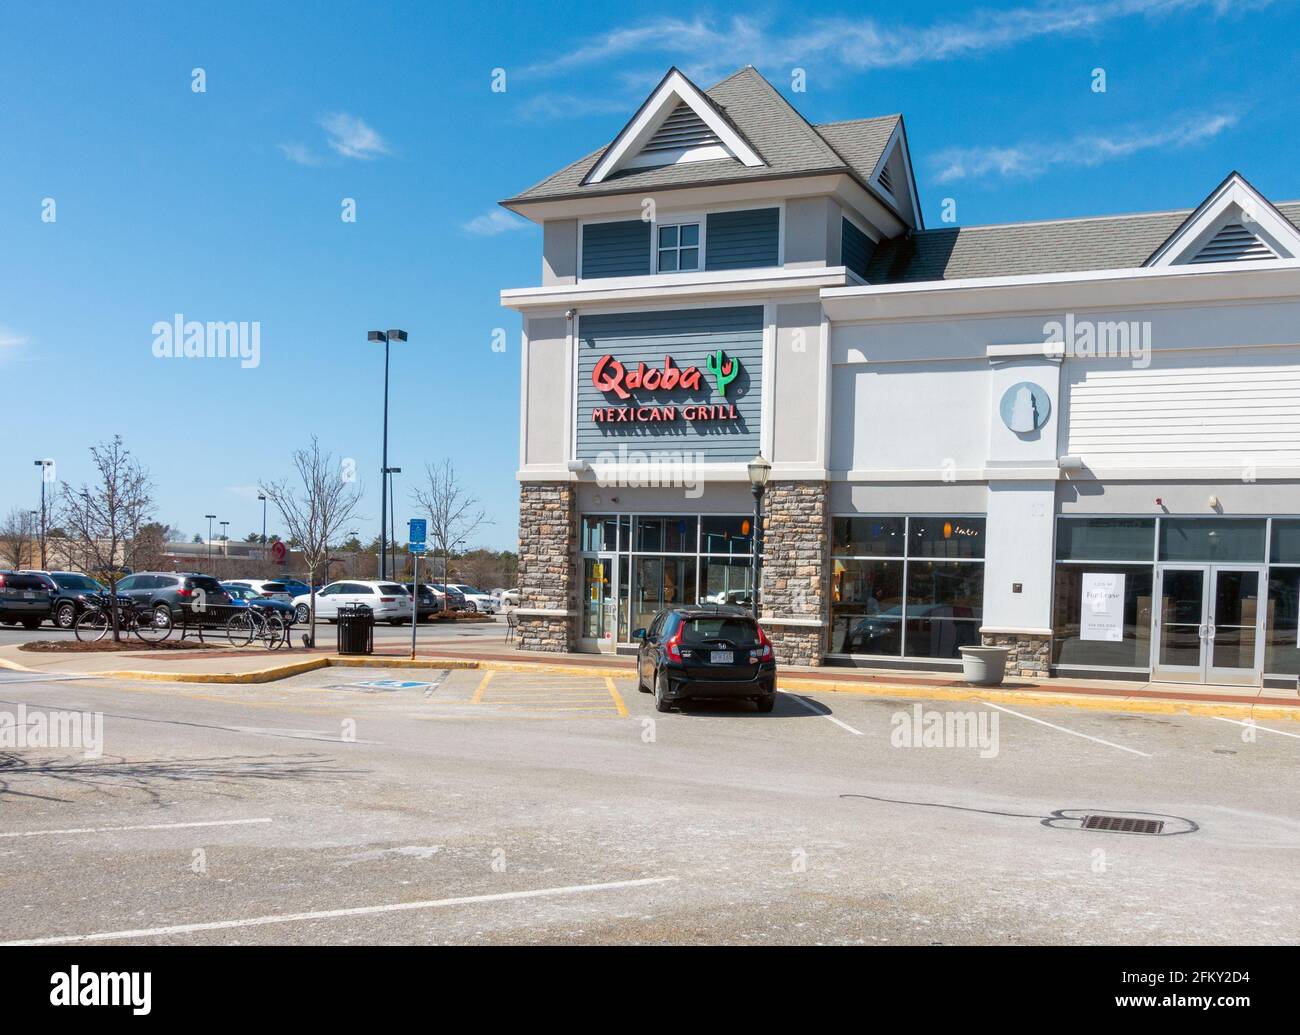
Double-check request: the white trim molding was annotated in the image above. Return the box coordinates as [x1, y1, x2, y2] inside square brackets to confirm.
[1145, 171, 1300, 267]
[582, 68, 764, 186]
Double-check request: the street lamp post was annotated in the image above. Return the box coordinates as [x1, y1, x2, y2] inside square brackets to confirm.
[204, 515, 216, 571]
[382, 466, 402, 581]
[32, 459, 52, 569]
[747, 455, 771, 620]
[219, 521, 229, 561]
[258, 493, 268, 568]
[367, 328, 408, 580]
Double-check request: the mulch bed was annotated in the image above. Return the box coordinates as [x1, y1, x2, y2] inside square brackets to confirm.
[20, 639, 231, 653]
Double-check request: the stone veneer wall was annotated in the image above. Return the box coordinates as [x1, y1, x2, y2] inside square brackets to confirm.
[516, 482, 576, 652]
[981, 632, 1051, 677]
[760, 480, 829, 667]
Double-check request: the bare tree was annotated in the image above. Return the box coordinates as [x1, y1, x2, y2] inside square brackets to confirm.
[260, 437, 363, 646]
[0, 508, 37, 569]
[59, 436, 155, 641]
[410, 460, 491, 611]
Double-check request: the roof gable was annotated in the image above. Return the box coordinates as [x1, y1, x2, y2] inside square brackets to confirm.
[582, 68, 764, 185]
[1144, 171, 1300, 267]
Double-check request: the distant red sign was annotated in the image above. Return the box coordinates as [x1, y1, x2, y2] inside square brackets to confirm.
[271, 541, 287, 564]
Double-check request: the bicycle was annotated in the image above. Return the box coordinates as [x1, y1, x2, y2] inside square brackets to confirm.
[74, 595, 173, 645]
[225, 605, 288, 650]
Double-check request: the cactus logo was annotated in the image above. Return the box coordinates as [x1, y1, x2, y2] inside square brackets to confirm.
[705, 349, 739, 398]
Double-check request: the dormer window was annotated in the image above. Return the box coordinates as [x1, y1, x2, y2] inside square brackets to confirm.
[657, 222, 701, 272]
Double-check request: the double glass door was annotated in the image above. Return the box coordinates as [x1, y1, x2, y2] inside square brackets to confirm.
[1153, 564, 1264, 684]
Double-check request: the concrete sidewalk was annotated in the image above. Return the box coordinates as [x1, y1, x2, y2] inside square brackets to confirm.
[3, 639, 1298, 721]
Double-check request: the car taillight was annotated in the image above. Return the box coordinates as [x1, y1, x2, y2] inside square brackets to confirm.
[380, 597, 395, 603]
[751, 626, 773, 663]
[664, 627, 683, 662]
[176, 588, 193, 598]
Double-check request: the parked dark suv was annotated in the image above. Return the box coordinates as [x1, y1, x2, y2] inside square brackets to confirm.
[21, 571, 106, 629]
[635, 606, 776, 713]
[0, 571, 53, 630]
[115, 572, 232, 626]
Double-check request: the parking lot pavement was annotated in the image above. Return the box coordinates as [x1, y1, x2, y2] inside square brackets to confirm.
[0, 668, 1297, 945]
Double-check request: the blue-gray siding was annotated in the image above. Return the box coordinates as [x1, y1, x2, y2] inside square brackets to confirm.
[841, 218, 872, 279]
[705, 208, 780, 271]
[581, 220, 652, 279]
[576, 307, 764, 462]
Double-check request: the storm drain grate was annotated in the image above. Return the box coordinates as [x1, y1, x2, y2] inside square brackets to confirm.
[1081, 814, 1165, 835]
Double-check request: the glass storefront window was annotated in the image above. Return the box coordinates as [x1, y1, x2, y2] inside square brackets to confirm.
[1158, 518, 1266, 563]
[636, 516, 697, 553]
[1056, 518, 1155, 561]
[1265, 569, 1299, 676]
[701, 515, 752, 555]
[829, 516, 984, 660]
[698, 556, 753, 607]
[1051, 564, 1154, 669]
[632, 555, 696, 633]
[908, 517, 986, 559]
[831, 517, 905, 557]
[581, 515, 619, 552]
[829, 559, 904, 656]
[1271, 520, 1300, 564]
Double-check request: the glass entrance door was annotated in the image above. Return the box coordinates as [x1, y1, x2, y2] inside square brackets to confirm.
[1153, 564, 1263, 685]
[580, 554, 619, 652]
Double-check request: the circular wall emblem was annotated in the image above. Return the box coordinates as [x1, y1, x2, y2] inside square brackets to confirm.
[999, 381, 1051, 433]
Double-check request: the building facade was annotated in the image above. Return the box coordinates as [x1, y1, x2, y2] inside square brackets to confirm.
[500, 66, 1300, 689]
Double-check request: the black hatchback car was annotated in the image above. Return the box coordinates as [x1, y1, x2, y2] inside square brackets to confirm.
[635, 606, 776, 713]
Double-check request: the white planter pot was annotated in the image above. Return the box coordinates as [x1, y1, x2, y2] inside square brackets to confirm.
[959, 646, 1009, 687]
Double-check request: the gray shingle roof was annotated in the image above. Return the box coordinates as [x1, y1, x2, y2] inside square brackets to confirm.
[503, 67, 900, 209]
[865, 202, 1300, 283]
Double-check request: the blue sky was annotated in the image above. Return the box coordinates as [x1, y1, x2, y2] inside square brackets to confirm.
[2, 0, 1297, 550]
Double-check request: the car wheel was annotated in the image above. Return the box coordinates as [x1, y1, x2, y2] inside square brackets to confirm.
[754, 694, 776, 714]
[55, 602, 77, 629]
[295, 603, 310, 624]
[654, 670, 674, 713]
[153, 604, 173, 628]
[467, 601, 478, 613]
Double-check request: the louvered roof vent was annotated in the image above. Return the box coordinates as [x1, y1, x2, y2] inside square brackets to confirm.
[1191, 222, 1278, 263]
[642, 102, 723, 156]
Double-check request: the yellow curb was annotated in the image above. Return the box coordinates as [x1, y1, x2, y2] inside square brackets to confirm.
[0, 656, 37, 674]
[774, 676, 1300, 722]
[97, 655, 483, 684]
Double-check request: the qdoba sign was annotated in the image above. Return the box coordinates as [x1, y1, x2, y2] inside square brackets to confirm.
[574, 305, 763, 462]
[590, 350, 740, 423]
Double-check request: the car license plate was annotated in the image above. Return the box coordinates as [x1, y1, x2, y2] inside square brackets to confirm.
[22, 592, 34, 599]
[710, 650, 734, 664]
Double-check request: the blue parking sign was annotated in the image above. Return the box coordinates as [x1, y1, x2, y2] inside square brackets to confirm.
[408, 518, 427, 553]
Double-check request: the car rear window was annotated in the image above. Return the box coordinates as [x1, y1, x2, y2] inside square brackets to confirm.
[678, 616, 759, 645]
[1, 574, 48, 591]
[53, 574, 101, 591]
[186, 576, 224, 592]
[379, 584, 407, 595]
[262, 583, 287, 592]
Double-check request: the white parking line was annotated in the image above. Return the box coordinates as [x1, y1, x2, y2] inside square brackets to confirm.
[0, 818, 273, 840]
[980, 701, 1152, 757]
[0, 673, 100, 685]
[788, 694, 864, 735]
[0, 875, 680, 945]
[1213, 717, 1300, 741]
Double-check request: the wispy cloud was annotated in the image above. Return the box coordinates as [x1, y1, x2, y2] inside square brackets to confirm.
[932, 111, 1239, 182]
[461, 209, 532, 237]
[278, 142, 321, 166]
[517, 1, 1274, 111]
[0, 327, 29, 364]
[319, 113, 390, 160]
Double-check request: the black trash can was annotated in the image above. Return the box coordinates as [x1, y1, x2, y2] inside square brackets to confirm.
[336, 603, 374, 655]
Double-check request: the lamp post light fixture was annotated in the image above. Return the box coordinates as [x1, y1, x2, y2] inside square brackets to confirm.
[219, 521, 230, 558]
[205, 514, 217, 571]
[746, 454, 772, 620]
[367, 328, 408, 581]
